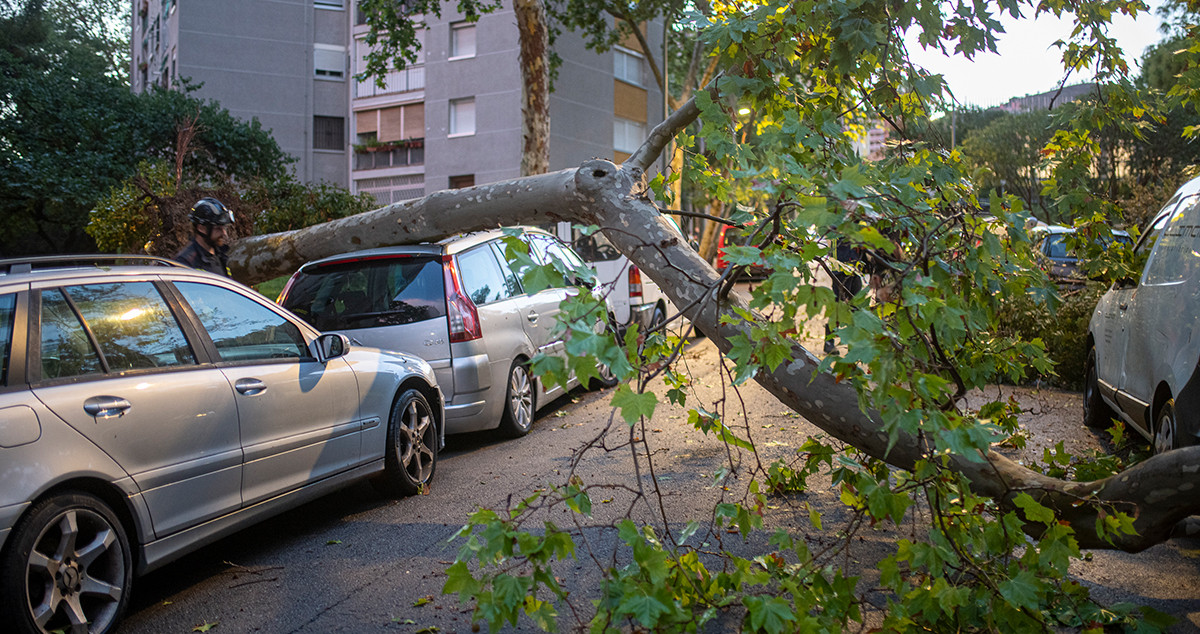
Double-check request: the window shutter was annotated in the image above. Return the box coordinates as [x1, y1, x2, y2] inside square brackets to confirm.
[403, 103, 425, 139]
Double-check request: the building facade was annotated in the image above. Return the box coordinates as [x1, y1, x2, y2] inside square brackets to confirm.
[131, 0, 664, 204]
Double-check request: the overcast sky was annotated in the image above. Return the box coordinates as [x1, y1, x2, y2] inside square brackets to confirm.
[906, 2, 1167, 107]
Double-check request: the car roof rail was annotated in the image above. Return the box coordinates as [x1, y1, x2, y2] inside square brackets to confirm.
[0, 254, 187, 275]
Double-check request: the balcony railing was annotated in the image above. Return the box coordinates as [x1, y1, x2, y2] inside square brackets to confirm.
[354, 142, 424, 171]
[355, 66, 425, 98]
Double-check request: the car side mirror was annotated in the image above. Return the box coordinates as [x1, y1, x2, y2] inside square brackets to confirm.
[314, 333, 349, 362]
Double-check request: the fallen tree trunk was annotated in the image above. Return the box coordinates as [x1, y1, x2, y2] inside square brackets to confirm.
[227, 97, 1197, 553]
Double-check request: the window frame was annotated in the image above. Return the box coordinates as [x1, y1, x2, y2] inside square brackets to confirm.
[314, 43, 347, 80]
[314, 0, 345, 9]
[313, 115, 346, 151]
[449, 21, 477, 60]
[448, 97, 476, 137]
[613, 116, 645, 154]
[613, 46, 644, 87]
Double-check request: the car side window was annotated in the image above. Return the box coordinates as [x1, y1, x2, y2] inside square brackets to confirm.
[64, 282, 197, 373]
[176, 282, 307, 362]
[1142, 197, 1200, 286]
[39, 289, 105, 379]
[488, 242, 523, 297]
[0, 294, 13, 385]
[457, 245, 513, 305]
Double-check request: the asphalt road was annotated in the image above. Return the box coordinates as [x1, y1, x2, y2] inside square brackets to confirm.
[114, 335, 1200, 633]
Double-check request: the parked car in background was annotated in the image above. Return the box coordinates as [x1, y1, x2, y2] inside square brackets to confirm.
[280, 227, 615, 440]
[1030, 224, 1131, 281]
[555, 222, 673, 333]
[1085, 175, 1200, 452]
[0, 256, 442, 634]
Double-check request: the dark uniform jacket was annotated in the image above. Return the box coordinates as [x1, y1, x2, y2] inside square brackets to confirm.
[174, 239, 230, 277]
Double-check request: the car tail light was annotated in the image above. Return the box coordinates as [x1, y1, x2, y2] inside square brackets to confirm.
[629, 266, 644, 299]
[443, 254, 482, 342]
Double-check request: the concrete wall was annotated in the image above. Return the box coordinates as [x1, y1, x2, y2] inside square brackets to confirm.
[173, 0, 349, 186]
[422, 9, 524, 191]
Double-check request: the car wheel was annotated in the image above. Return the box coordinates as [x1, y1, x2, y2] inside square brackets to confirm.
[1154, 399, 1178, 454]
[649, 304, 667, 331]
[0, 492, 132, 634]
[499, 361, 535, 437]
[374, 389, 438, 497]
[1083, 348, 1115, 429]
[589, 360, 620, 390]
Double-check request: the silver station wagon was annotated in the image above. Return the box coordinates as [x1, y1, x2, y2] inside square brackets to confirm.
[0, 256, 443, 634]
[279, 228, 615, 439]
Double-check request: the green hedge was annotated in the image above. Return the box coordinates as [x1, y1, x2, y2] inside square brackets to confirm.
[993, 282, 1106, 391]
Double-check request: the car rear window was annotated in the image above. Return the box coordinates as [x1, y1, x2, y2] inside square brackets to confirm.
[283, 256, 446, 331]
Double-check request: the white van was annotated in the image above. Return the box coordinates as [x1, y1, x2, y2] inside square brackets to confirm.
[554, 222, 673, 332]
[1085, 175, 1200, 452]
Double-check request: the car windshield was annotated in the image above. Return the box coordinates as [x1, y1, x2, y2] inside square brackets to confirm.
[283, 256, 446, 331]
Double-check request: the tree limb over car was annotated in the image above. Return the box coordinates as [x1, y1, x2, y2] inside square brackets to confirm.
[225, 84, 1200, 553]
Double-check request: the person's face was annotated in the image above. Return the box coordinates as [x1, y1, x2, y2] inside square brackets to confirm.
[200, 224, 230, 248]
[206, 224, 229, 246]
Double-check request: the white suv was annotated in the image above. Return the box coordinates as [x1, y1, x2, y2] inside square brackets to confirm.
[1085, 175, 1200, 452]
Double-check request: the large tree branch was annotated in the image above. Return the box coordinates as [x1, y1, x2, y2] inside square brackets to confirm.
[224, 95, 1196, 553]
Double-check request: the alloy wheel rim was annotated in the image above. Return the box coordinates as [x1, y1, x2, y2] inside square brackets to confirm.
[26, 508, 125, 634]
[510, 367, 532, 430]
[1155, 410, 1175, 454]
[400, 399, 435, 483]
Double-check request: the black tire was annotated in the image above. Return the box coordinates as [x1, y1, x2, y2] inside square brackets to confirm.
[649, 304, 667, 331]
[374, 389, 438, 496]
[1154, 399, 1178, 455]
[0, 492, 132, 634]
[589, 361, 620, 390]
[498, 361, 535, 438]
[1083, 348, 1115, 429]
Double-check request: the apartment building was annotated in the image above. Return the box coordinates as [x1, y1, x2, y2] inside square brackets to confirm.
[130, 0, 664, 205]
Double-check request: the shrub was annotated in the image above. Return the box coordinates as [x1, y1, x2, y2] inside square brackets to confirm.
[993, 282, 1106, 391]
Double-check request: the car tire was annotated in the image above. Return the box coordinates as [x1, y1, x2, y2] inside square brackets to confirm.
[589, 361, 620, 390]
[1083, 348, 1115, 429]
[649, 304, 667, 331]
[374, 389, 438, 497]
[499, 361, 535, 438]
[0, 492, 132, 634]
[1154, 399, 1178, 455]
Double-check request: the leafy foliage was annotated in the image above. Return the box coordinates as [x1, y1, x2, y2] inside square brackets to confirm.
[437, 0, 1181, 629]
[0, 1, 291, 255]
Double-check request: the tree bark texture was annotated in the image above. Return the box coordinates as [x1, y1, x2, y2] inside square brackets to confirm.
[514, 0, 550, 177]
[226, 98, 1200, 554]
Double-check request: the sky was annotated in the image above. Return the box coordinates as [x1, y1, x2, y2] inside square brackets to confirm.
[906, 2, 1168, 107]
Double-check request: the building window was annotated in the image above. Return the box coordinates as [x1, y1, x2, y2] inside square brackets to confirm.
[614, 47, 643, 86]
[314, 116, 345, 150]
[314, 44, 346, 79]
[449, 98, 475, 136]
[449, 175, 475, 189]
[450, 22, 476, 59]
[613, 117, 645, 154]
[315, 0, 344, 8]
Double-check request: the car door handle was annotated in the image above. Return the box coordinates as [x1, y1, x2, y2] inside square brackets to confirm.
[235, 378, 267, 395]
[527, 311, 539, 323]
[83, 395, 131, 419]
